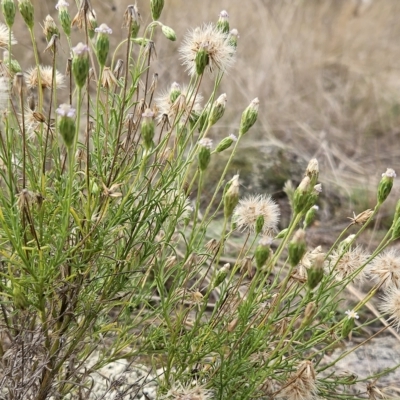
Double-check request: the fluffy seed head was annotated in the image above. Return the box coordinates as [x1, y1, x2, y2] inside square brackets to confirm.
[179, 23, 235, 76]
[161, 381, 213, 400]
[25, 66, 65, 89]
[328, 246, 369, 282]
[368, 249, 400, 289]
[379, 286, 400, 330]
[233, 194, 280, 236]
[279, 361, 317, 400]
[0, 23, 16, 48]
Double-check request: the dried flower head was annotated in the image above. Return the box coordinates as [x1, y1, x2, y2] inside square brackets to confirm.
[0, 23, 16, 48]
[348, 209, 373, 225]
[278, 360, 317, 400]
[25, 66, 65, 89]
[233, 194, 280, 235]
[160, 381, 214, 400]
[179, 23, 235, 76]
[155, 83, 203, 124]
[379, 285, 400, 330]
[328, 246, 369, 282]
[101, 67, 118, 88]
[368, 249, 400, 289]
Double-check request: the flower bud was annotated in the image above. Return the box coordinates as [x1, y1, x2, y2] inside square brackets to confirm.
[293, 176, 311, 214]
[377, 168, 396, 204]
[216, 10, 229, 33]
[224, 174, 239, 219]
[169, 82, 181, 103]
[161, 24, 176, 41]
[255, 237, 272, 269]
[198, 138, 212, 171]
[2, 0, 16, 27]
[18, 0, 34, 29]
[275, 228, 288, 239]
[304, 158, 318, 185]
[303, 205, 318, 229]
[306, 253, 324, 289]
[239, 97, 259, 136]
[228, 28, 239, 50]
[57, 103, 76, 147]
[300, 301, 317, 328]
[43, 15, 59, 42]
[208, 93, 227, 126]
[56, 0, 70, 37]
[95, 23, 112, 67]
[288, 229, 307, 267]
[141, 108, 155, 150]
[72, 42, 89, 88]
[195, 43, 209, 75]
[255, 215, 264, 236]
[150, 0, 164, 20]
[213, 263, 230, 288]
[215, 134, 237, 153]
[342, 310, 359, 338]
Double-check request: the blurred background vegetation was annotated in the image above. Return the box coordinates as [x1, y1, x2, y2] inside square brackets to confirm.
[10, 0, 400, 239]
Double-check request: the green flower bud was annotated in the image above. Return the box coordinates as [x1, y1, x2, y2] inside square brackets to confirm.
[195, 43, 209, 75]
[2, 0, 16, 27]
[303, 205, 319, 229]
[18, 0, 34, 29]
[255, 237, 272, 269]
[169, 82, 181, 103]
[216, 10, 229, 33]
[377, 168, 396, 205]
[239, 97, 259, 136]
[161, 24, 176, 41]
[3, 51, 21, 75]
[306, 253, 324, 290]
[275, 228, 288, 239]
[215, 134, 237, 153]
[198, 106, 210, 133]
[255, 215, 264, 236]
[56, 104, 76, 147]
[224, 174, 239, 219]
[56, 0, 71, 36]
[208, 93, 227, 126]
[198, 138, 212, 171]
[228, 28, 239, 50]
[342, 310, 359, 338]
[293, 176, 311, 214]
[150, 0, 164, 20]
[13, 284, 29, 310]
[141, 108, 155, 150]
[43, 15, 59, 43]
[288, 229, 307, 267]
[213, 263, 230, 288]
[72, 42, 90, 88]
[95, 23, 112, 67]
